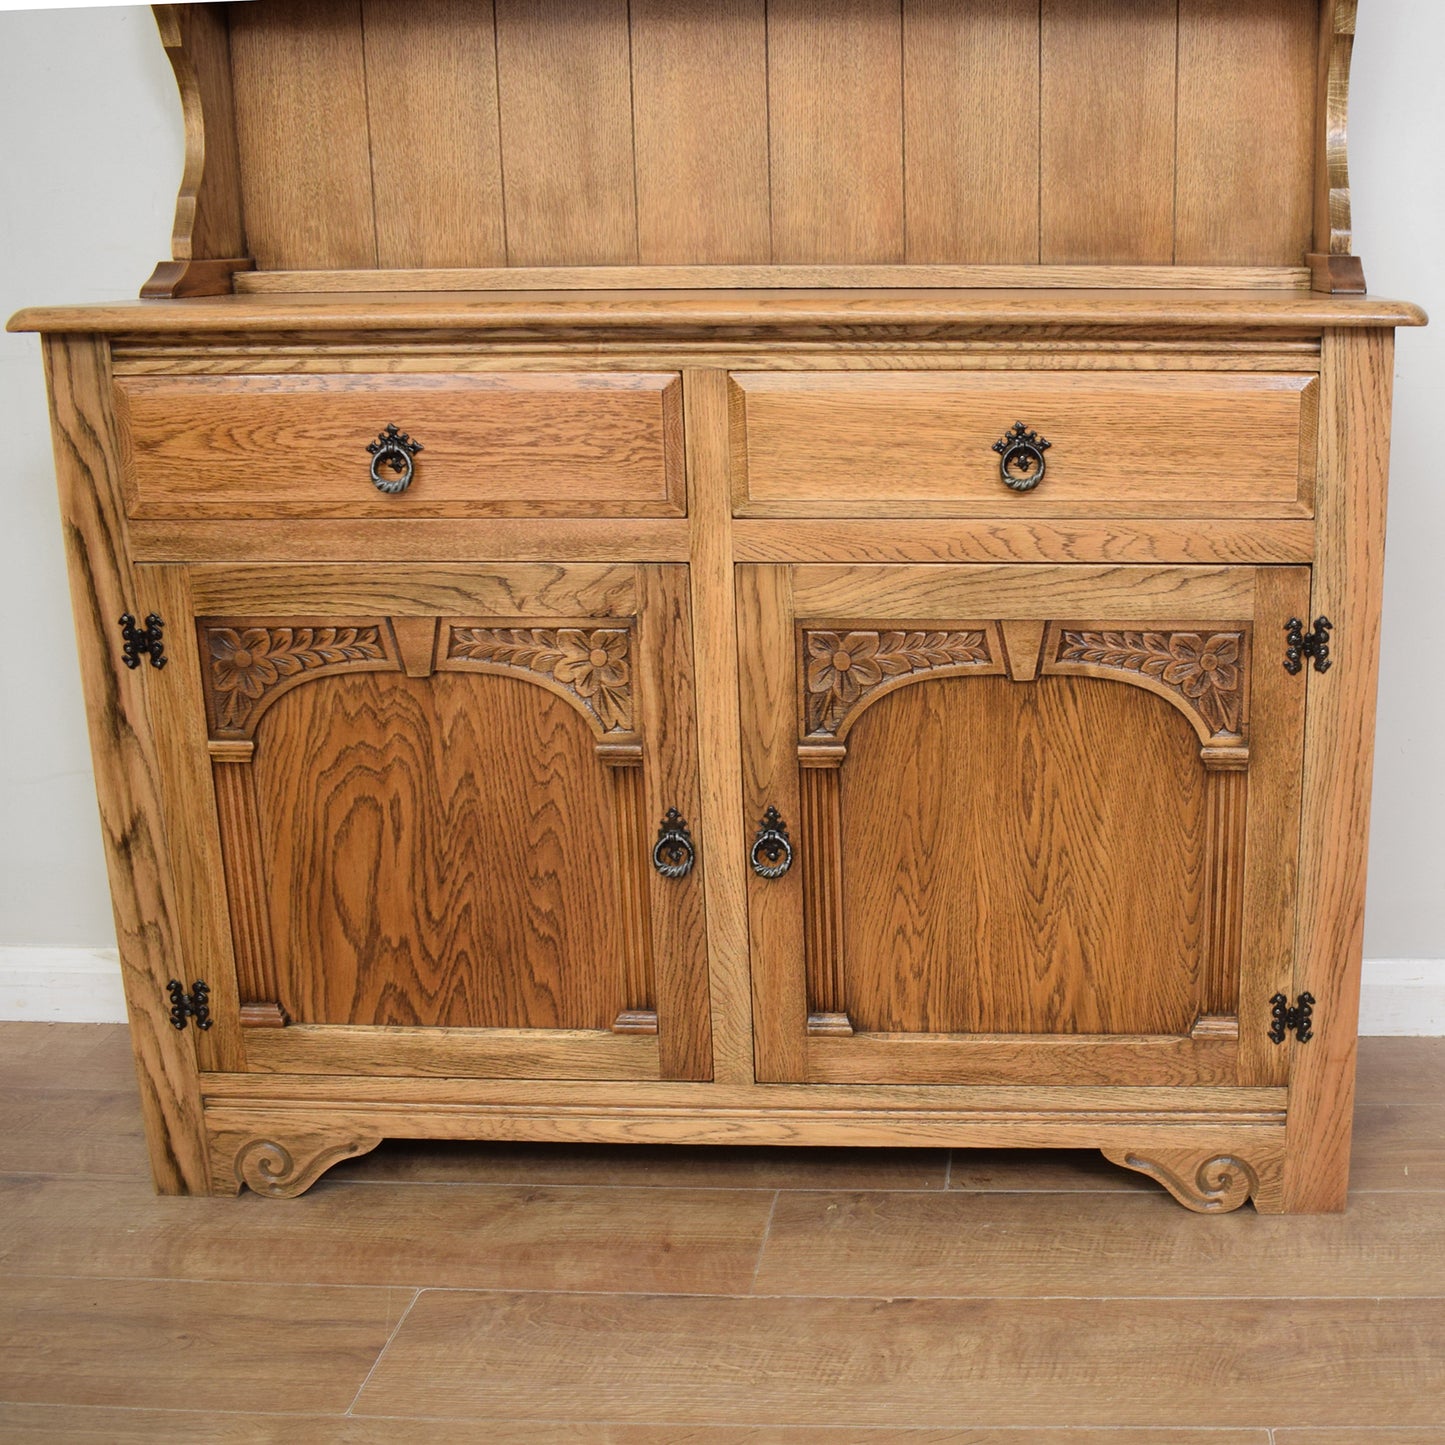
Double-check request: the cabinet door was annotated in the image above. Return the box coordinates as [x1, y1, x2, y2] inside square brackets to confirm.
[739, 564, 1308, 1088]
[142, 562, 710, 1081]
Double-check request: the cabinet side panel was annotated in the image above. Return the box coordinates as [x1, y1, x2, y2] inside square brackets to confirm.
[495, 0, 638, 266]
[1040, 0, 1176, 264]
[767, 0, 905, 264]
[902, 0, 1040, 264]
[228, 0, 377, 269]
[1175, 0, 1317, 265]
[1284, 327, 1394, 1211]
[361, 0, 507, 268]
[630, 0, 771, 265]
[42, 338, 209, 1193]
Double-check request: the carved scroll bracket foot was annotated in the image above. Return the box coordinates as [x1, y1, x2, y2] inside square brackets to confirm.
[211, 1126, 383, 1198]
[1101, 1144, 1285, 1214]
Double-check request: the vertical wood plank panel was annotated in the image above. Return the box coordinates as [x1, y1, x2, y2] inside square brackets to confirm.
[631, 0, 771, 264]
[495, 0, 637, 266]
[1284, 329, 1394, 1210]
[361, 0, 507, 268]
[768, 0, 905, 264]
[635, 564, 713, 1080]
[684, 371, 755, 1085]
[903, 0, 1040, 263]
[1040, 0, 1177, 264]
[1176, 0, 1317, 265]
[229, 0, 376, 270]
[42, 338, 211, 1193]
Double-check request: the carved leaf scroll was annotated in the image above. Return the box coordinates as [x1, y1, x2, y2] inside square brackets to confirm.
[1053, 629, 1245, 742]
[803, 629, 993, 738]
[205, 625, 389, 735]
[446, 626, 632, 733]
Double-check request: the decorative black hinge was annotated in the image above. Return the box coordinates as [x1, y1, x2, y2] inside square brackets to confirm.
[166, 979, 213, 1031]
[1268, 991, 1315, 1045]
[119, 612, 167, 670]
[1284, 617, 1332, 675]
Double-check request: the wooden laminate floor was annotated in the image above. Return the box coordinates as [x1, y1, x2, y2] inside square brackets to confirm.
[1, 1025, 1443, 1442]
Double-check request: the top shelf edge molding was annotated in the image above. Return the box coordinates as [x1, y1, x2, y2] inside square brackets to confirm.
[153, 1, 1362, 296]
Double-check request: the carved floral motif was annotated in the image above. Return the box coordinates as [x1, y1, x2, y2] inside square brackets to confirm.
[206, 626, 388, 733]
[447, 626, 632, 732]
[803, 629, 992, 737]
[1055, 630, 1244, 739]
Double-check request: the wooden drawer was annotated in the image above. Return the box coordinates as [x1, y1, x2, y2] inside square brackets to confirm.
[730, 370, 1317, 518]
[114, 372, 685, 519]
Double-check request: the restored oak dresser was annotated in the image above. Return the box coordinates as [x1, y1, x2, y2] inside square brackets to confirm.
[11, 0, 1425, 1211]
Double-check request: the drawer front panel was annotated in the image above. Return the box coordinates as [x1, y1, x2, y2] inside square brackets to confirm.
[116, 372, 685, 519]
[731, 370, 1317, 517]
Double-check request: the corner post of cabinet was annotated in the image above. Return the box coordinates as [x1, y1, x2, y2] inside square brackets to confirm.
[1281, 325, 1395, 1211]
[41, 334, 212, 1194]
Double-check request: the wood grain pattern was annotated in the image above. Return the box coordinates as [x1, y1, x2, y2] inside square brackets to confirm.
[684, 371, 755, 1085]
[228, 0, 377, 270]
[1040, 0, 1177, 264]
[494, 0, 637, 266]
[355, 1291, 1445, 1426]
[1283, 329, 1394, 1210]
[767, 0, 904, 264]
[1176, 0, 1317, 266]
[838, 675, 1209, 1036]
[152, 4, 245, 264]
[250, 670, 624, 1030]
[902, 0, 1039, 264]
[361, 0, 506, 269]
[630, 0, 770, 265]
[1315, 0, 1358, 259]
[115, 372, 685, 519]
[731, 371, 1316, 517]
[40, 338, 210, 1193]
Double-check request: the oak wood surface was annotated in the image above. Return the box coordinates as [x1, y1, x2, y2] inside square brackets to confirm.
[1283, 327, 1395, 1210]
[115, 371, 685, 519]
[731, 369, 1316, 516]
[13, 290, 1429, 338]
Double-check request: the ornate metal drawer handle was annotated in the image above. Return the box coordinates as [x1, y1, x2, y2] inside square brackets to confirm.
[750, 806, 793, 880]
[367, 423, 424, 494]
[992, 421, 1051, 492]
[652, 808, 695, 879]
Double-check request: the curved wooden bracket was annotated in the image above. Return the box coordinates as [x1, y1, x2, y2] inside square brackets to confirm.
[210, 1125, 383, 1198]
[1102, 1144, 1285, 1214]
[1310, 0, 1364, 292]
[148, 6, 251, 296]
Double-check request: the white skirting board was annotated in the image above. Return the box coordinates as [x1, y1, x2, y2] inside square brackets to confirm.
[0, 947, 1442, 1034]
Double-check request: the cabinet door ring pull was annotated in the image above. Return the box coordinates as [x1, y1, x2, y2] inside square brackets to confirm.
[750, 806, 793, 879]
[652, 808, 695, 879]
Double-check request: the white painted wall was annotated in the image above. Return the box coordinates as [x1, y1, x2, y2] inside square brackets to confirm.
[1, 5, 1441, 1028]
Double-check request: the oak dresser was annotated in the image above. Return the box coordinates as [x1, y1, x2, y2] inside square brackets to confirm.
[11, 0, 1425, 1211]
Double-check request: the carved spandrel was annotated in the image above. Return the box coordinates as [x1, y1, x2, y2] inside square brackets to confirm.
[1045, 624, 1250, 759]
[800, 626, 1000, 742]
[441, 623, 634, 736]
[200, 621, 396, 739]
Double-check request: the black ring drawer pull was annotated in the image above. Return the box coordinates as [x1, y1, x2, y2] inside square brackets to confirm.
[750, 806, 793, 880]
[992, 421, 1051, 492]
[367, 423, 424, 494]
[652, 808, 696, 879]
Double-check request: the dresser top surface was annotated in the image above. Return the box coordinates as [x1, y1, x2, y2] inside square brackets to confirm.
[8, 289, 1428, 338]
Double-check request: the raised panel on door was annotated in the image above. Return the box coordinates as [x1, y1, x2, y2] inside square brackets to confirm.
[739, 564, 1308, 1088]
[142, 562, 710, 1082]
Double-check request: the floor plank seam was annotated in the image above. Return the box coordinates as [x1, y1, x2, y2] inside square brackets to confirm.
[343, 1286, 422, 1418]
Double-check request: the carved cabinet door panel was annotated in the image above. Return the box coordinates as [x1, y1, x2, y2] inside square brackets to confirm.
[738, 564, 1310, 1088]
[139, 562, 711, 1082]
